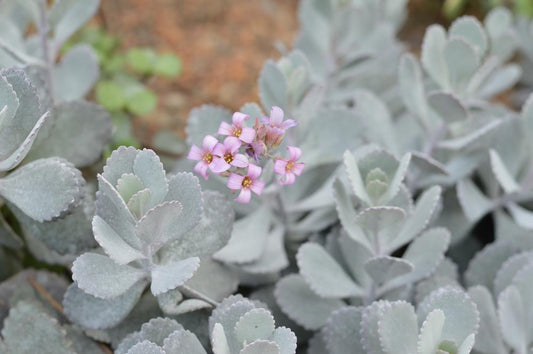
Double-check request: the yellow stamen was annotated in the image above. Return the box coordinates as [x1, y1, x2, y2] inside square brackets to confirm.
[286, 161, 294, 172]
[202, 153, 213, 163]
[233, 128, 242, 137]
[224, 153, 234, 164]
[242, 176, 252, 189]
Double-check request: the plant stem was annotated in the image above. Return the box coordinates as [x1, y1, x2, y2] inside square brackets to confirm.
[179, 285, 219, 307]
[38, 0, 55, 103]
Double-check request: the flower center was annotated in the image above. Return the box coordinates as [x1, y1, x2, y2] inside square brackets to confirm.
[224, 153, 234, 164]
[242, 176, 252, 189]
[286, 161, 295, 172]
[202, 153, 213, 164]
[233, 127, 242, 138]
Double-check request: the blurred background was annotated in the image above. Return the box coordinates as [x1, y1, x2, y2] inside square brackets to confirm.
[85, 0, 532, 148]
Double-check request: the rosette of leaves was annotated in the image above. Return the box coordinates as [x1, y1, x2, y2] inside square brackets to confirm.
[420, 11, 520, 103]
[208, 295, 297, 354]
[115, 317, 206, 354]
[0, 68, 88, 251]
[274, 148, 448, 330]
[463, 235, 533, 354]
[447, 94, 533, 239]
[319, 286, 479, 354]
[64, 147, 234, 330]
[295, 0, 406, 106]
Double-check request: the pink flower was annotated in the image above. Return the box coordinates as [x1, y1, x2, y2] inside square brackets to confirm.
[274, 146, 305, 185]
[212, 137, 249, 171]
[261, 106, 297, 132]
[187, 135, 228, 179]
[227, 164, 266, 204]
[218, 112, 256, 144]
[245, 141, 265, 162]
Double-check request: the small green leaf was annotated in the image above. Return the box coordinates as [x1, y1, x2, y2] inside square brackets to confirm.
[154, 54, 182, 78]
[96, 80, 126, 112]
[127, 89, 157, 116]
[127, 48, 157, 74]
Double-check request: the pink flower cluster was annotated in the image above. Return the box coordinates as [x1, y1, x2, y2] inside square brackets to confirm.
[187, 106, 305, 203]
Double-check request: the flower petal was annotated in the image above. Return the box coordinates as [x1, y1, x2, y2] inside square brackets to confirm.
[194, 161, 209, 180]
[224, 136, 242, 153]
[218, 121, 234, 136]
[210, 157, 230, 173]
[212, 143, 226, 156]
[281, 119, 298, 130]
[236, 188, 252, 203]
[232, 112, 249, 125]
[227, 173, 244, 190]
[287, 146, 302, 161]
[270, 106, 284, 125]
[274, 159, 288, 175]
[280, 173, 296, 185]
[293, 162, 305, 176]
[187, 145, 203, 161]
[251, 180, 266, 195]
[239, 127, 256, 144]
[247, 164, 262, 180]
[231, 153, 249, 168]
[202, 135, 219, 151]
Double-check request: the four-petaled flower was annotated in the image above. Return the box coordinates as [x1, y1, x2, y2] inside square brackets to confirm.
[218, 112, 256, 144]
[262, 106, 297, 133]
[212, 137, 249, 171]
[187, 135, 227, 179]
[274, 146, 305, 185]
[227, 164, 266, 204]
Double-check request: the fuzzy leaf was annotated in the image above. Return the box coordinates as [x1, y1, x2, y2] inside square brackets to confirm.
[444, 38, 479, 92]
[427, 92, 468, 123]
[234, 308, 275, 345]
[421, 25, 448, 88]
[275, 274, 344, 330]
[186, 105, 232, 147]
[464, 241, 518, 288]
[53, 0, 100, 48]
[498, 285, 528, 353]
[93, 215, 144, 265]
[240, 224, 288, 274]
[356, 207, 406, 254]
[241, 340, 280, 354]
[417, 309, 445, 354]
[384, 228, 450, 294]
[354, 90, 399, 155]
[489, 149, 520, 194]
[72, 253, 146, 299]
[364, 256, 414, 285]
[259, 60, 288, 111]
[270, 327, 297, 354]
[417, 287, 479, 346]
[333, 178, 372, 250]
[323, 307, 364, 354]
[63, 281, 146, 330]
[211, 323, 231, 354]
[378, 302, 418, 354]
[449, 16, 488, 57]
[150, 257, 200, 295]
[297, 242, 362, 298]
[163, 330, 207, 354]
[494, 252, 533, 296]
[96, 175, 139, 249]
[14, 195, 95, 255]
[27, 101, 111, 167]
[467, 286, 506, 354]
[457, 178, 492, 222]
[360, 301, 389, 354]
[127, 341, 165, 354]
[399, 54, 429, 125]
[343, 150, 371, 205]
[0, 157, 83, 221]
[390, 186, 441, 252]
[214, 206, 271, 264]
[135, 201, 184, 256]
[2, 301, 73, 354]
[54, 45, 99, 101]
